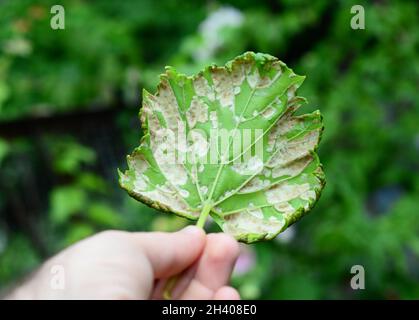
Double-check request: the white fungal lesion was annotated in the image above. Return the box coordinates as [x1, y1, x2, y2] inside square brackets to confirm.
[142, 182, 194, 215]
[124, 154, 152, 192]
[247, 208, 263, 219]
[220, 189, 234, 200]
[142, 92, 162, 115]
[198, 164, 205, 172]
[155, 80, 183, 131]
[148, 123, 190, 187]
[274, 202, 295, 215]
[188, 130, 209, 159]
[268, 114, 295, 145]
[246, 61, 283, 89]
[262, 168, 272, 177]
[238, 155, 311, 195]
[200, 185, 208, 195]
[151, 128, 177, 164]
[128, 153, 149, 174]
[267, 130, 319, 168]
[190, 165, 198, 181]
[222, 209, 284, 238]
[186, 96, 209, 128]
[238, 177, 271, 194]
[287, 84, 298, 99]
[271, 155, 312, 178]
[265, 182, 311, 205]
[246, 67, 261, 89]
[230, 62, 246, 86]
[146, 111, 164, 140]
[159, 163, 189, 186]
[245, 97, 282, 124]
[179, 188, 190, 198]
[231, 156, 264, 176]
[212, 68, 235, 108]
[194, 75, 215, 101]
[262, 106, 276, 119]
[133, 174, 150, 192]
[209, 111, 218, 129]
[300, 189, 316, 201]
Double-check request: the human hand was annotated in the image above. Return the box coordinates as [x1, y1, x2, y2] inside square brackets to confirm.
[7, 226, 241, 300]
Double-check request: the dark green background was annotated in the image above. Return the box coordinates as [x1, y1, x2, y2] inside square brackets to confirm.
[0, 0, 418, 299]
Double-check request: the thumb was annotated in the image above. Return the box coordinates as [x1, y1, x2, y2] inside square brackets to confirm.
[134, 226, 206, 279]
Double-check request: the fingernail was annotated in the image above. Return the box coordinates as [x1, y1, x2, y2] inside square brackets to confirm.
[180, 225, 202, 236]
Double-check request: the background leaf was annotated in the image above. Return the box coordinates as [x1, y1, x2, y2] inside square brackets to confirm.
[50, 186, 87, 225]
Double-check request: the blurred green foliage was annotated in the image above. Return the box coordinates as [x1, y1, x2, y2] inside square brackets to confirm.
[0, 0, 418, 299]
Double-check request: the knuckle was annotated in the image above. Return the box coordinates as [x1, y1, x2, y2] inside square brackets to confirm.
[96, 230, 125, 240]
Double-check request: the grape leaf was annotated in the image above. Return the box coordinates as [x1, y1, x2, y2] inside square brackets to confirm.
[119, 52, 325, 243]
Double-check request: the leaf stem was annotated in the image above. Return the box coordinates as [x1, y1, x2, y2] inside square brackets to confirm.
[196, 202, 212, 229]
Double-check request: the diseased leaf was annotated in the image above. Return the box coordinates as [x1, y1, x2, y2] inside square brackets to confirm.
[119, 52, 325, 243]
